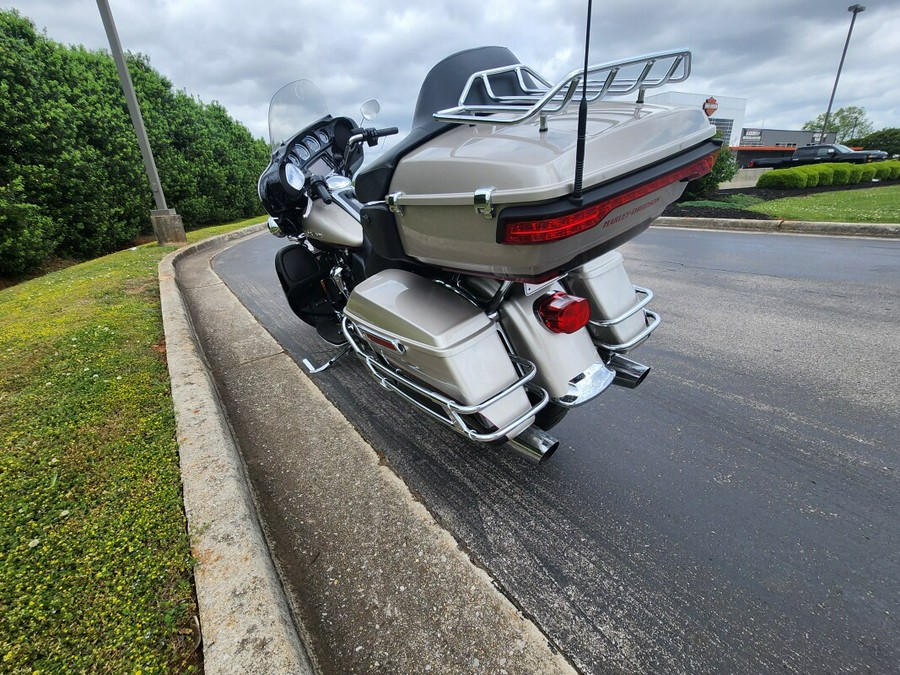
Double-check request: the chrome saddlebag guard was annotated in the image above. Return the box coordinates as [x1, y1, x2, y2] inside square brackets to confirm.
[565, 251, 661, 353]
[342, 269, 544, 442]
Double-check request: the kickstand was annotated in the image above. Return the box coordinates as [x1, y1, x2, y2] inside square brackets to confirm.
[302, 344, 352, 374]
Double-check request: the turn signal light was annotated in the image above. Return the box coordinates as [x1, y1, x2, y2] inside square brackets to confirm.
[501, 151, 718, 244]
[535, 292, 591, 334]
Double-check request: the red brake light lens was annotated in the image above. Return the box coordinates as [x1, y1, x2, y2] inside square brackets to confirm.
[501, 151, 718, 245]
[535, 292, 591, 334]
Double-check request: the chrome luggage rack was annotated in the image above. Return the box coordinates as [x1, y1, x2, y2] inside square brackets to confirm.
[342, 317, 548, 443]
[433, 49, 691, 127]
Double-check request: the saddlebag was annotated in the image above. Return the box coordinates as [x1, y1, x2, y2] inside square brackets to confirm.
[342, 269, 537, 440]
[566, 251, 659, 353]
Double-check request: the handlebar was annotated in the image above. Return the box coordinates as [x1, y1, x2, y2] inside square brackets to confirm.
[351, 126, 400, 147]
[309, 175, 333, 204]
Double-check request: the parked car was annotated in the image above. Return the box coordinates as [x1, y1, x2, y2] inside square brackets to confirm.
[748, 144, 888, 169]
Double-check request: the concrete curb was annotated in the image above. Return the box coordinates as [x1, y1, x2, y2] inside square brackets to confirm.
[654, 216, 900, 238]
[161, 223, 574, 674]
[159, 224, 314, 675]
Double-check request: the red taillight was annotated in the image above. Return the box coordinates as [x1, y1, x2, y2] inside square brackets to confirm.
[501, 151, 718, 244]
[504, 202, 609, 244]
[535, 292, 591, 334]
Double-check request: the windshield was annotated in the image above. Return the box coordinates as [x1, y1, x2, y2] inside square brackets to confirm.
[267, 79, 329, 151]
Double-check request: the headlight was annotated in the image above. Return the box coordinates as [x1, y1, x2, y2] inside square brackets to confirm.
[284, 163, 305, 191]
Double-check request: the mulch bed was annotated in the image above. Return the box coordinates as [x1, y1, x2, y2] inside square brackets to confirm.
[662, 203, 775, 220]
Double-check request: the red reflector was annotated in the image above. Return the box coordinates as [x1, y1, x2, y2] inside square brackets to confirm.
[535, 292, 591, 334]
[363, 331, 401, 352]
[502, 151, 718, 244]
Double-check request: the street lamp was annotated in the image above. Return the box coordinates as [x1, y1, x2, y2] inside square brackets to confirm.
[95, 0, 186, 245]
[820, 4, 865, 143]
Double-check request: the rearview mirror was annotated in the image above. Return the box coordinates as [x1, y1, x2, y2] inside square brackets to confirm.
[360, 99, 380, 121]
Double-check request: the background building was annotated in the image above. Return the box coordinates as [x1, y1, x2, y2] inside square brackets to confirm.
[645, 91, 747, 146]
[733, 128, 838, 167]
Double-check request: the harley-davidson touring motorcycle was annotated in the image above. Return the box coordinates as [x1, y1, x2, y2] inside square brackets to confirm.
[258, 46, 719, 463]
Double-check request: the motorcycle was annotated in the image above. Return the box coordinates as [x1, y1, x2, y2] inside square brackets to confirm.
[257, 45, 720, 463]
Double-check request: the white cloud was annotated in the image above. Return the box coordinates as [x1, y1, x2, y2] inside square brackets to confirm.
[10, 0, 899, 139]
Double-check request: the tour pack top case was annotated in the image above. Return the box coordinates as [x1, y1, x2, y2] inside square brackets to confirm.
[357, 47, 719, 281]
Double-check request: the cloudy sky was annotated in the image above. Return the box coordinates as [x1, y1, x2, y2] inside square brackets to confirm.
[9, 0, 900, 146]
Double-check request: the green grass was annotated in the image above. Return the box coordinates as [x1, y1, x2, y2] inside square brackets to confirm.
[748, 184, 900, 223]
[0, 217, 261, 672]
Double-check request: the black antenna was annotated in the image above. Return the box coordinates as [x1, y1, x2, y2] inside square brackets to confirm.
[571, 0, 593, 205]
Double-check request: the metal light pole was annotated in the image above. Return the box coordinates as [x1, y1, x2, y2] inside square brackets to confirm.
[95, 0, 186, 244]
[820, 4, 865, 143]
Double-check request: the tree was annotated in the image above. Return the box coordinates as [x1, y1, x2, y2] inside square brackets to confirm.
[0, 9, 268, 274]
[802, 106, 874, 143]
[844, 128, 900, 157]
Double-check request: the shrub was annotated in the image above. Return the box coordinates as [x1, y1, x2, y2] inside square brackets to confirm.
[0, 178, 59, 275]
[682, 142, 738, 200]
[873, 164, 892, 181]
[884, 160, 900, 180]
[756, 168, 808, 189]
[798, 166, 820, 188]
[859, 165, 877, 182]
[815, 165, 834, 186]
[847, 165, 864, 184]
[829, 164, 851, 185]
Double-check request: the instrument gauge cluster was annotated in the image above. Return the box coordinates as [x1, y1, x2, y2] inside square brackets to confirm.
[303, 135, 320, 154]
[285, 122, 342, 177]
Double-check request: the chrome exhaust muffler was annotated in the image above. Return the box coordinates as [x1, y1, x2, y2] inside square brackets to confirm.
[608, 353, 650, 389]
[506, 425, 560, 464]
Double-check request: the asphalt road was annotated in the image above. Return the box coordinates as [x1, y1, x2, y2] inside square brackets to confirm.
[214, 228, 900, 674]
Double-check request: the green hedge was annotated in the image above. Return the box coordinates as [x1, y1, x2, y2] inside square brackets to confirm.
[0, 178, 58, 275]
[798, 166, 820, 188]
[873, 164, 892, 181]
[859, 165, 877, 182]
[756, 161, 899, 189]
[1, 10, 268, 275]
[830, 164, 852, 186]
[815, 165, 834, 187]
[756, 168, 808, 189]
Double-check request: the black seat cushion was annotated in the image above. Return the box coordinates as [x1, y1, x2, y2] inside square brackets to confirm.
[354, 46, 522, 204]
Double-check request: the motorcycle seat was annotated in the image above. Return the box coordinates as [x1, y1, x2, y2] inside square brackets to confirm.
[355, 46, 523, 204]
